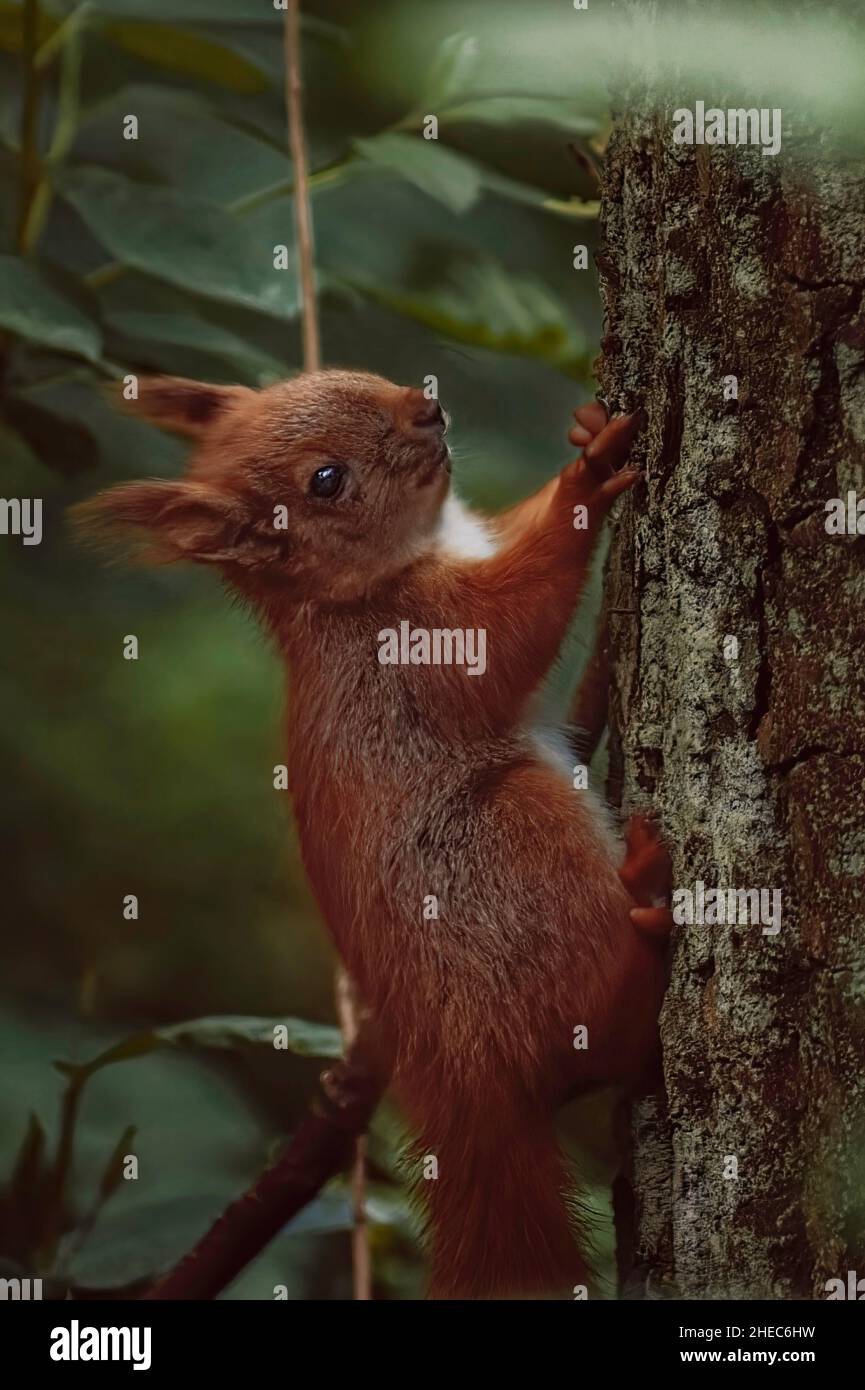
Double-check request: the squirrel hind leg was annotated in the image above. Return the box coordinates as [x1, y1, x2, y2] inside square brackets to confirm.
[620, 816, 674, 938]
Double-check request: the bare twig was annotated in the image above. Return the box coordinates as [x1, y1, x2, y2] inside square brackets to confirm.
[335, 968, 372, 1300]
[284, 0, 321, 371]
[141, 1034, 385, 1300]
[283, 0, 370, 1299]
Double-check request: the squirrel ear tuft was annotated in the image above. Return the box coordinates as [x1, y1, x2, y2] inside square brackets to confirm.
[112, 376, 253, 437]
[71, 479, 250, 566]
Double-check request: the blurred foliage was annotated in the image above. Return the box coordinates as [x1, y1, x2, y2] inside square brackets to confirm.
[0, 0, 611, 1302]
[3, 0, 861, 1300]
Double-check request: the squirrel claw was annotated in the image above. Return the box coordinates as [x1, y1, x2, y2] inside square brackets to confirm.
[584, 410, 644, 481]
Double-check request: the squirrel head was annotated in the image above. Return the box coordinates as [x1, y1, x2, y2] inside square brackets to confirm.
[74, 369, 452, 603]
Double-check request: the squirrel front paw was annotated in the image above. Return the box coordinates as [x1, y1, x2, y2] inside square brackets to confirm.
[560, 403, 644, 513]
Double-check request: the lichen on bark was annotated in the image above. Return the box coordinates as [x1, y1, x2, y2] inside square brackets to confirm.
[599, 13, 865, 1298]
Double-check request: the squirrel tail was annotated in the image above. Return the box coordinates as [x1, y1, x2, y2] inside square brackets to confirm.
[412, 1097, 590, 1300]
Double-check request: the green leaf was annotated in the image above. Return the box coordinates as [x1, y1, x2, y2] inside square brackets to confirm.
[353, 133, 590, 220]
[98, 1124, 138, 1201]
[354, 133, 482, 215]
[156, 1015, 343, 1058]
[421, 32, 480, 109]
[542, 197, 602, 219]
[442, 96, 598, 137]
[0, 256, 103, 363]
[104, 309, 288, 385]
[54, 1013, 343, 1084]
[73, 85, 291, 207]
[0, 5, 273, 87]
[480, 167, 596, 216]
[274, 1184, 415, 1238]
[343, 257, 592, 377]
[102, 20, 269, 93]
[57, 168, 298, 318]
[84, 0, 322, 24]
[67, 1194, 224, 1287]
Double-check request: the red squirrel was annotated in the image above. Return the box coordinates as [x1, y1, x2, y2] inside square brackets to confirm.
[76, 371, 671, 1300]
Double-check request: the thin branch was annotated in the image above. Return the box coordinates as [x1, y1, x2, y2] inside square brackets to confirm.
[284, 0, 321, 371]
[284, 0, 370, 1301]
[335, 968, 372, 1300]
[83, 156, 350, 292]
[141, 1035, 385, 1301]
[34, 0, 91, 69]
[21, 7, 87, 255]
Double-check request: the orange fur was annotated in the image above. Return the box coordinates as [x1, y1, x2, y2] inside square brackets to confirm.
[74, 370, 670, 1300]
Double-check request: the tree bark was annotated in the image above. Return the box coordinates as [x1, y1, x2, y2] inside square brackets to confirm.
[600, 3, 865, 1298]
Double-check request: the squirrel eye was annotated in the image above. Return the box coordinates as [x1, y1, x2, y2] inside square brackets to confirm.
[309, 464, 346, 500]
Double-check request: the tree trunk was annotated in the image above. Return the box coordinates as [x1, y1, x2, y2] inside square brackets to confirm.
[599, 5, 865, 1299]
